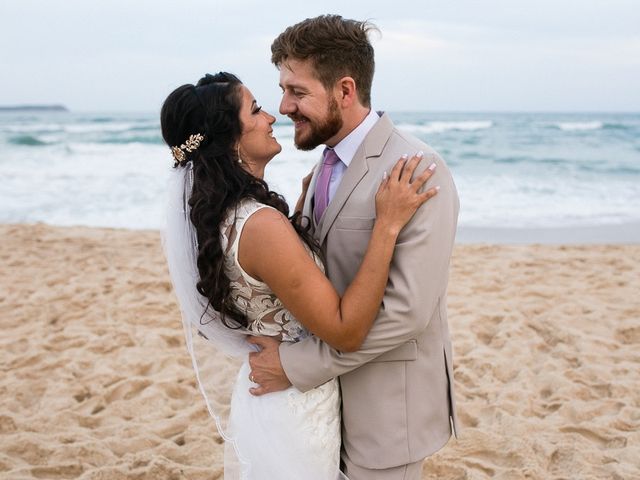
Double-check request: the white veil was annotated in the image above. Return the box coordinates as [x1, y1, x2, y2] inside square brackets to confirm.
[161, 162, 254, 474]
[161, 162, 346, 479]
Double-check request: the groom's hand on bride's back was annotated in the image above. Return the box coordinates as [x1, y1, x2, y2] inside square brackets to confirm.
[247, 336, 292, 396]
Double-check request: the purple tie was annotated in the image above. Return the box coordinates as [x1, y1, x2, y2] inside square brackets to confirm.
[314, 148, 340, 223]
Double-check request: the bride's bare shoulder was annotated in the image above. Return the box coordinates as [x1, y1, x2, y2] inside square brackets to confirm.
[240, 206, 301, 254]
[243, 206, 292, 232]
[239, 206, 313, 280]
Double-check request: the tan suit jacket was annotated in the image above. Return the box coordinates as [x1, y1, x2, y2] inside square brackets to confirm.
[280, 113, 459, 470]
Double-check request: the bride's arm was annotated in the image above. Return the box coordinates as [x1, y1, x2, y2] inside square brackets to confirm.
[240, 153, 437, 352]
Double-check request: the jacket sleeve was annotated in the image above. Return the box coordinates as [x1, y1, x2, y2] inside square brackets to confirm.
[280, 156, 459, 392]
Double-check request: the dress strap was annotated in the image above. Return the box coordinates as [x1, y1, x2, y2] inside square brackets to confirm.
[229, 200, 276, 282]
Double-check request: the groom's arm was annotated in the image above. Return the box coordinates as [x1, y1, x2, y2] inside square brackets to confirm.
[250, 155, 459, 394]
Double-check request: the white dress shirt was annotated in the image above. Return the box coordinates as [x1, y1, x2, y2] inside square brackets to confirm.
[326, 109, 380, 201]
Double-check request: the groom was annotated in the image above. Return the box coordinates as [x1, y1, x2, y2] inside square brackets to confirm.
[248, 15, 459, 479]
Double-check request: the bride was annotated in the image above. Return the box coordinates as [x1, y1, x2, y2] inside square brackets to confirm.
[160, 72, 438, 479]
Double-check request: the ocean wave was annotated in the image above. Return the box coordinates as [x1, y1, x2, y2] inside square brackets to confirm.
[495, 155, 532, 164]
[493, 156, 570, 166]
[101, 135, 163, 145]
[8, 135, 49, 146]
[555, 121, 603, 131]
[397, 121, 493, 134]
[459, 151, 483, 160]
[2, 122, 153, 135]
[578, 164, 640, 175]
[127, 124, 159, 133]
[602, 122, 634, 131]
[538, 157, 572, 165]
[64, 122, 141, 133]
[3, 111, 639, 232]
[548, 119, 640, 133]
[3, 124, 64, 134]
[89, 117, 117, 123]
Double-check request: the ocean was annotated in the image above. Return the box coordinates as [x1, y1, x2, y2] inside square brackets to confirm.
[1, 110, 639, 242]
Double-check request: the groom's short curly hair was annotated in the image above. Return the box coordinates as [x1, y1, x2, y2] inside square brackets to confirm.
[271, 14, 377, 108]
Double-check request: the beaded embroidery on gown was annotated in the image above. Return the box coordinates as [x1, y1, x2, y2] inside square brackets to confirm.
[220, 198, 343, 480]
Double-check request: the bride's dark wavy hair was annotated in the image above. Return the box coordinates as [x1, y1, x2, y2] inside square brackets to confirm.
[161, 72, 318, 329]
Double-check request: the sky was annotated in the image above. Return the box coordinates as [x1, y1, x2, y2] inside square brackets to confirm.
[1, 0, 639, 112]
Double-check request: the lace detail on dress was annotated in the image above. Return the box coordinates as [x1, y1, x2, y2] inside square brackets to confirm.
[220, 198, 321, 343]
[221, 199, 343, 479]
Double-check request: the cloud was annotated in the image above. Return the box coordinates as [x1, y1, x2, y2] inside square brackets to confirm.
[1, 1, 638, 111]
[375, 30, 450, 57]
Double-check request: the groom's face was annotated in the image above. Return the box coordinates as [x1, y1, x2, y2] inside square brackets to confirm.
[278, 58, 343, 151]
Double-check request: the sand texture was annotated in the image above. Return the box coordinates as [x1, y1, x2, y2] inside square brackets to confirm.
[1, 224, 639, 479]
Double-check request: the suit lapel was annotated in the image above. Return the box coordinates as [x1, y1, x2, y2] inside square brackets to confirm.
[317, 113, 394, 245]
[302, 160, 322, 234]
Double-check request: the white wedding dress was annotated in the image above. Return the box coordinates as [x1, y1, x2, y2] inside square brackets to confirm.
[219, 198, 344, 479]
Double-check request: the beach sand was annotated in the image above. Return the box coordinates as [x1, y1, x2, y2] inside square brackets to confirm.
[1, 224, 638, 479]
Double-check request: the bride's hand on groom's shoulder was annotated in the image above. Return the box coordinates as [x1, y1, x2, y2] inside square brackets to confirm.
[375, 152, 439, 235]
[247, 336, 292, 396]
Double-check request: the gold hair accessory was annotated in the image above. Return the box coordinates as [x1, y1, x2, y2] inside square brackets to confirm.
[171, 133, 205, 165]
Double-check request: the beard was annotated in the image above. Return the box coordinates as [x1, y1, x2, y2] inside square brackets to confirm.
[293, 97, 343, 151]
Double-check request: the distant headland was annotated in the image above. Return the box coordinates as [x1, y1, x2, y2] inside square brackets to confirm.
[0, 105, 69, 112]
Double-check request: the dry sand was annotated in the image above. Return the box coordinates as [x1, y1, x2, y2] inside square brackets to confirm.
[1, 224, 638, 480]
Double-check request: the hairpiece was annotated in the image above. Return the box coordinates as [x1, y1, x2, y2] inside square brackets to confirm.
[171, 133, 205, 165]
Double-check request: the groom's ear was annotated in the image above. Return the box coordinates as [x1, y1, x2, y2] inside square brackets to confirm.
[336, 77, 357, 108]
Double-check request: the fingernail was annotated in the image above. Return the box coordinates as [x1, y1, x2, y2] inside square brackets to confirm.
[417, 150, 424, 158]
[428, 162, 436, 171]
[435, 185, 441, 191]
[383, 171, 388, 180]
[401, 154, 408, 160]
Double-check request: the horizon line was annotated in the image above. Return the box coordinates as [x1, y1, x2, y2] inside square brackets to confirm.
[4, 107, 639, 115]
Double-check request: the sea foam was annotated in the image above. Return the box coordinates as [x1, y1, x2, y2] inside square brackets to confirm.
[1, 111, 639, 233]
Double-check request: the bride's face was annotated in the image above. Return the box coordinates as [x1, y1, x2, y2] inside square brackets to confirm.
[237, 86, 281, 173]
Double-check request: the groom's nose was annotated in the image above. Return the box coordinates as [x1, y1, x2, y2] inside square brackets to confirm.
[279, 93, 295, 116]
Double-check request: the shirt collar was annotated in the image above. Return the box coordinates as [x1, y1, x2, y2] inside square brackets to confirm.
[331, 109, 380, 167]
